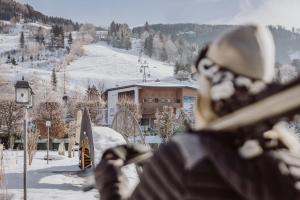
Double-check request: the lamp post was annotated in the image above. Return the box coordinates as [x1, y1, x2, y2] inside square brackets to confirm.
[15, 77, 34, 200]
[45, 120, 51, 164]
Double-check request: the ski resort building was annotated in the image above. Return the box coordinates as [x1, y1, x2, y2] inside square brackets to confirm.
[105, 81, 198, 130]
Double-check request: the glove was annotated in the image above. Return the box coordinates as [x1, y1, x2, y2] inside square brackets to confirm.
[101, 144, 152, 165]
[94, 144, 152, 200]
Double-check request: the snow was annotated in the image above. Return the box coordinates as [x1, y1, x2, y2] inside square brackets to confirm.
[290, 51, 300, 60]
[0, 35, 176, 92]
[3, 128, 139, 199]
[65, 42, 174, 89]
[92, 127, 126, 164]
[92, 127, 139, 189]
[4, 150, 99, 200]
[0, 34, 19, 54]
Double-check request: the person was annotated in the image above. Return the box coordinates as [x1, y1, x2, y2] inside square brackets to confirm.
[94, 24, 300, 200]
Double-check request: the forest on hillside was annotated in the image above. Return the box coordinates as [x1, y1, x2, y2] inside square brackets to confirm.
[0, 0, 79, 30]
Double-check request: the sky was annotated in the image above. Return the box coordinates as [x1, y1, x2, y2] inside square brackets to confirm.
[16, 0, 300, 29]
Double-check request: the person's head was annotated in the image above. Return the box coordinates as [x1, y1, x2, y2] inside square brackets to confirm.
[193, 24, 275, 129]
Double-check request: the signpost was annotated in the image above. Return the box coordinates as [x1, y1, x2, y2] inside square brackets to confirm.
[45, 121, 51, 164]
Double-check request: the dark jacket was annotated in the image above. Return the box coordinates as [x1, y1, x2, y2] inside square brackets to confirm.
[96, 131, 300, 200]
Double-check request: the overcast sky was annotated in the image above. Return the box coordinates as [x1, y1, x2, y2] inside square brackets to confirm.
[16, 0, 300, 29]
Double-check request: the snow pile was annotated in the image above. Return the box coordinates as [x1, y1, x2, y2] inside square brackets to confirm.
[92, 127, 139, 190]
[92, 126, 126, 164]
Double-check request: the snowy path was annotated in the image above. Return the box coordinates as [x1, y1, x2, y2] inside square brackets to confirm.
[4, 151, 99, 200]
[3, 127, 139, 200]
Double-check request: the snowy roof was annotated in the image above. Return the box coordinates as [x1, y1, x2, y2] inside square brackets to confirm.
[106, 80, 198, 92]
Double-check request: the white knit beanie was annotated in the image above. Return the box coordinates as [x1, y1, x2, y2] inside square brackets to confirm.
[206, 24, 275, 82]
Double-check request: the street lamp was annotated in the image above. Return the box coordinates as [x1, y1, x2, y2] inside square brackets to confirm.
[15, 78, 34, 107]
[15, 77, 34, 200]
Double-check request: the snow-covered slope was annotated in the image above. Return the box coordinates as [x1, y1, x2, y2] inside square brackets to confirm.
[0, 34, 19, 54]
[0, 35, 175, 92]
[66, 42, 174, 90]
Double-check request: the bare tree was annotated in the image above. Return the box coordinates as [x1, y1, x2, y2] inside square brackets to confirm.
[112, 97, 142, 141]
[35, 101, 65, 138]
[27, 130, 39, 166]
[96, 81, 106, 96]
[0, 99, 23, 149]
[117, 96, 142, 123]
[76, 86, 106, 125]
[154, 106, 176, 142]
[65, 121, 76, 158]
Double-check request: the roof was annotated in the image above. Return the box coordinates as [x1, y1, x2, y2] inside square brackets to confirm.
[15, 80, 30, 88]
[105, 81, 198, 92]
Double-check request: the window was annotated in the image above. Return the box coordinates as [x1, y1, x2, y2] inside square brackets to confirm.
[154, 98, 159, 103]
[176, 99, 181, 103]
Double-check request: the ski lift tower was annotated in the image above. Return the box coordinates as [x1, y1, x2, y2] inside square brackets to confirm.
[139, 59, 151, 82]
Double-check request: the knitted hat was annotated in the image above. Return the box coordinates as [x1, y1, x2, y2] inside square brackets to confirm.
[205, 24, 275, 82]
[194, 24, 276, 129]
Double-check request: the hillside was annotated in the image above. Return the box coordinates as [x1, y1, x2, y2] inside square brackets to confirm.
[133, 23, 300, 63]
[0, 0, 79, 29]
[0, 36, 175, 93]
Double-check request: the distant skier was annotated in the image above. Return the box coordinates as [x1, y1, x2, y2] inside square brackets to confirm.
[94, 24, 300, 200]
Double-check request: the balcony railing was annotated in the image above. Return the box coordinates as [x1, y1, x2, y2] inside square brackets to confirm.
[141, 102, 181, 114]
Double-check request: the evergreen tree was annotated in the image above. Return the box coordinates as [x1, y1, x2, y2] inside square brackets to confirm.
[144, 21, 150, 32]
[144, 35, 153, 57]
[160, 47, 168, 61]
[51, 25, 64, 48]
[68, 32, 73, 46]
[59, 26, 65, 48]
[51, 68, 57, 91]
[20, 32, 25, 49]
[11, 58, 17, 65]
[6, 55, 11, 63]
[35, 27, 45, 45]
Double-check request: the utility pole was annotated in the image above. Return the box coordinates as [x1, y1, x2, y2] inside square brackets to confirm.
[46, 121, 51, 164]
[62, 67, 68, 106]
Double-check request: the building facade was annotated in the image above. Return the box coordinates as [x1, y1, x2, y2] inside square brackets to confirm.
[105, 82, 198, 130]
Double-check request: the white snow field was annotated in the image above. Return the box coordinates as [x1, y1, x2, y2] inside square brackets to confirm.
[65, 42, 174, 90]
[4, 127, 139, 200]
[0, 34, 175, 92]
[0, 34, 19, 54]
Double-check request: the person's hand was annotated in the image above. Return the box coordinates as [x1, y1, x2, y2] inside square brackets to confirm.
[94, 144, 152, 200]
[101, 144, 152, 165]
